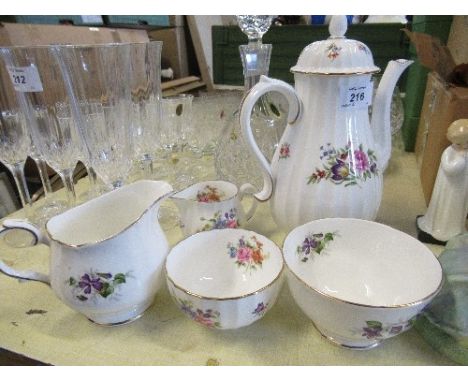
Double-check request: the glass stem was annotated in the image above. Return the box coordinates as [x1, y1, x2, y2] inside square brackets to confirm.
[10, 162, 32, 218]
[112, 179, 124, 189]
[142, 155, 154, 178]
[34, 158, 53, 198]
[86, 164, 98, 191]
[60, 169, 76, 207]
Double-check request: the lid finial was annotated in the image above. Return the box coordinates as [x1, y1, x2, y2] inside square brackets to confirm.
[329, 15, 348, 38]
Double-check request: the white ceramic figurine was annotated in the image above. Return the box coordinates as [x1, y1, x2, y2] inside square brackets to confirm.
[417, 119, 468, 244]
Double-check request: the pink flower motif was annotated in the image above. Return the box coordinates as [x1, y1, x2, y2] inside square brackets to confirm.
[237, 247, 253, 263]
[227, 219, 238, 228]
[279, 143, 290, 159]
[354, 150, 369, 172]
[197, 195, 210, 203]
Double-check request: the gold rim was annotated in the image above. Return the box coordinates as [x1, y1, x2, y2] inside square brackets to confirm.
[45, 181, 174, 248]
[290, 68, 381, 76]
[312, 321, 381, 350]
[165, 229, 284, 301]
[284, 257, 444, 309]
[282, 219, 445, 309]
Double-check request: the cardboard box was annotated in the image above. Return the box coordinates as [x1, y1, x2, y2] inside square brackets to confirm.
[147, 27, 189, 79]
[407, 29, 468, 205]
[0, 22, 148, 46]
[415, 71, 468, 204]
[105, 15, 184, 27]
[447, 16, 468, 65]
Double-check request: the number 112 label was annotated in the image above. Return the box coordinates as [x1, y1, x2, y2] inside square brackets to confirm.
[7, 65, 43, 92]
[340, 79, 373, 109]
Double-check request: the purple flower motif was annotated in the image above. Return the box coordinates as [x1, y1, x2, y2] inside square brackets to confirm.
[390, 325, 403, 335]
[252, 302, 269, 316]
[78, 273, 103, 294]
[362, 326, 382, 339]
[331, 159, 350, 181]
[214, 218, 225, 229]
[228, 246, 237, 258]
[353, 150, 369, 172]
[180, 301, 196, 318]
[302, 237, 318, 255]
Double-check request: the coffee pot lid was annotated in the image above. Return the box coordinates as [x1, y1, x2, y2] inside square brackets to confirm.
[290, 15, 381, 75]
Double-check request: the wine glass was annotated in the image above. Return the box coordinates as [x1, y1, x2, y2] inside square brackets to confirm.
[53, 43, 134, 190]
[0, 45, 82, 208]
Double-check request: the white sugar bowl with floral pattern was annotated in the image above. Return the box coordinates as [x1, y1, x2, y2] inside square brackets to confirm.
[171, 180, 258, 237]
[283, 218, 443, 349]
[166, 229, 283, 329]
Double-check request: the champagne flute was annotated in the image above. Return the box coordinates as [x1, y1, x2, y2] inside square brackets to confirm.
[129, 41, 163, 180]
[0, 45, 82, 208]
[54, 43, 134, 190]
[0, 69, 36, 247]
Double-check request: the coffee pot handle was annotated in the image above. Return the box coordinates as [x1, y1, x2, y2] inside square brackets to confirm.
[0, 219, 50, 285]
[240, 75, 302, 201]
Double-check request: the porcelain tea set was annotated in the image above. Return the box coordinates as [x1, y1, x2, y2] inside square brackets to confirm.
[0, 16, 444, 350]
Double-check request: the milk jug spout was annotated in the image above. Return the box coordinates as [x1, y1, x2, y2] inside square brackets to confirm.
[371, 59, 413, 171]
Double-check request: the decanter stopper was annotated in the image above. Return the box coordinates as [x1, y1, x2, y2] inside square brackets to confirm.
[236, 15, 275, 44]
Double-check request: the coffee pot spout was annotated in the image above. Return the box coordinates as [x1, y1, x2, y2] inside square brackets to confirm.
[371, 59, 413, 171]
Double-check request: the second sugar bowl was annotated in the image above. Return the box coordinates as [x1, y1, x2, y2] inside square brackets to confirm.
[165, 228, 284, 329]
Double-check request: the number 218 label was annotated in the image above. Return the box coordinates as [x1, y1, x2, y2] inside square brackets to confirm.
[340, 79, 372, 109]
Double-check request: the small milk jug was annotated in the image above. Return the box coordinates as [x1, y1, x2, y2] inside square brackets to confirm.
[240, 15, 413, 231]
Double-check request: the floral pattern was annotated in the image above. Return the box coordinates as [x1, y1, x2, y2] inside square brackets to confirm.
[279, 143, 291, 159]
[227, 235, 268, 273]
[252, 302, 269, 317]
[296, 232, 337, 262]
[200, 208, 239, 231]
[361, 317, 419, 339]
[357, 43, 370, 55]
[68, 271, 128, 301]
[326, 43, 342, 60]
[176, 298, 221, 328]
[307, 143, 378, 187]
[196, 185, 225, 203]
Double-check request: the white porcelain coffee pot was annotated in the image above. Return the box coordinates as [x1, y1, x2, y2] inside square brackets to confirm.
[240, 15, 413, 231]
[0, 180, 173, 325]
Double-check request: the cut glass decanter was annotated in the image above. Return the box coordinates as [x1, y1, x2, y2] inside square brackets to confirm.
[214, 15, 286, 189]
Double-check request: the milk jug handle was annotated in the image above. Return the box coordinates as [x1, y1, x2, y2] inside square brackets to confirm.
[0, 219, 50, 285]
[240, 75, 302, 201]
[239, 183, 259, 221]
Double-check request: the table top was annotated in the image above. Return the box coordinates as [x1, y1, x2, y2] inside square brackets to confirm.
[0, 141, 457, 365]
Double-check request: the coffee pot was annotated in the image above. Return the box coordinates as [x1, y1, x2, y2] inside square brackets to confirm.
[240, 15, 413, 231]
